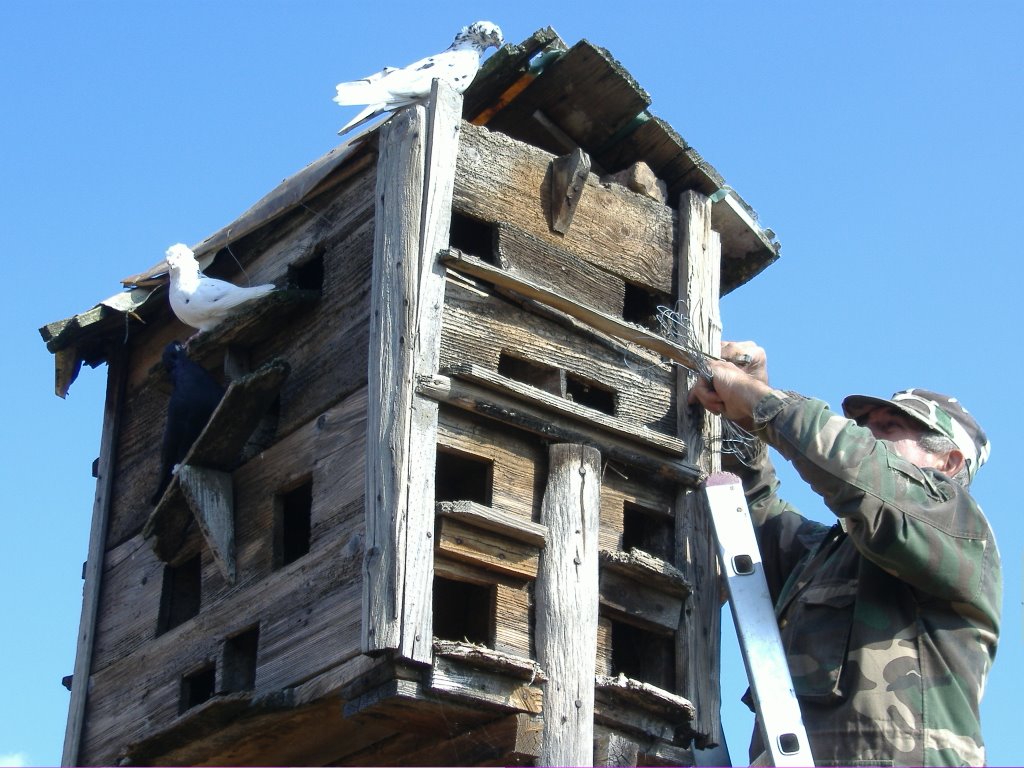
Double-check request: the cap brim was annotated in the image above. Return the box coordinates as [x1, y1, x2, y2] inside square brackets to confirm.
[841, 394, 934, 432]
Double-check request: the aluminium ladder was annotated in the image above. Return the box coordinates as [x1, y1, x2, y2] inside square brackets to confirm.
[704, 471, 814, 767]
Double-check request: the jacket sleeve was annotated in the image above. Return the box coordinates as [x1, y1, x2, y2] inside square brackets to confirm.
[750, 390, 994, 603]
[725, 429, 830, 604]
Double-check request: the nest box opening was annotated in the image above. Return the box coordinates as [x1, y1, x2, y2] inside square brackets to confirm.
[180, 664, 216, 714]
[498, 351, 562, 396]
[274, 479, 313, 568]
[622, 501, 674, 561]
[622, 282, 670, 332]
[610, 619, 675, 690]
[435, 448, 493, 506]
[157, 554, 202, 636]
[287, 247, 326, 292]
[433, 576, 495, 646]
[450, 212, 497, 264]
[564, 372, 617, 415]
[222, 626, 260, 693]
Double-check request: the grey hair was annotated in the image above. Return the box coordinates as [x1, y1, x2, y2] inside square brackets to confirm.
[918, 431, 971, 487]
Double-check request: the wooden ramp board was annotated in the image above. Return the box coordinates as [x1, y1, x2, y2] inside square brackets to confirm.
[144, 357, 290, 568]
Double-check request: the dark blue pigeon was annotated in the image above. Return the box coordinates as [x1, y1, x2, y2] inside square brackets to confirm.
[151, 341, 225, 505]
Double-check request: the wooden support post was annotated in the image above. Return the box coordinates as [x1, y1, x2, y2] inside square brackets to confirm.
[674, 189, 724, 748]
[364, 79, 461, 661]
[62, 346, 127, 767]
[536, 443, 601, 767]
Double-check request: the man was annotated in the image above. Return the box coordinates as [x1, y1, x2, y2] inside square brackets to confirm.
[688, 341, 1001, 767]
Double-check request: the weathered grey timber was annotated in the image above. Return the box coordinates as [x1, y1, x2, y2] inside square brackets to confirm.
[536, 443, 602, 766]
[675, 189, 725, 748]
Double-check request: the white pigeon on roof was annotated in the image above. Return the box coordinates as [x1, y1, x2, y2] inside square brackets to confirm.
[333, 21, 504, 135]
[164, 243, 275, 336]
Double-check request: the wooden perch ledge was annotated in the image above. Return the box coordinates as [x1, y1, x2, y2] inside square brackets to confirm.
[143, 358, 290, 580]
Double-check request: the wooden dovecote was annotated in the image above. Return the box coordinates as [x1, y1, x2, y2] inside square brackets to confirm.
[42, 26, 779, 767]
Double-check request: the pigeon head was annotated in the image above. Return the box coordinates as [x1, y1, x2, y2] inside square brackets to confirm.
[454, 21, 503, 53]
[161, 340, 188, 372]
[164, 243, 197, 273]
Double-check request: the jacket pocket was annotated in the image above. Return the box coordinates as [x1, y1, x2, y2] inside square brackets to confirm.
[782, 579, 857, 700]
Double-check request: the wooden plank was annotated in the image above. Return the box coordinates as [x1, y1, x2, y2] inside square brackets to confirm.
[600, 548, 691, 597]
[436, 500, 547, 548]
[447, 362, 685, 456]
[399, 79, 462, 663]
[595, 728, 640, 767]
[441, 249, 708, 373]
[711, 190, 780, 294]
[177, 465, 235, 583]
[62, 346, 126, 767]
[433, 639, 545, 682]
[187, 357, 291, 469]
[455, 122, 675, 294]
[675, 189, 724, 749]
[440, 280, 676, 436]
[494, 583, 532, 658]
[536, 443, 601, 767]
[550, 147, 592, 233]
[595, 674, 696, 723]
[364, 103, 427, 654]
[495, 222, 625, 316]
[436, 516, 540, 579]
[399, 713, 544, 767]
[596, 617, 613, 677]
[599, 567, 684, 635]
[484, 40, 651, 157]
[429, 655, 544, 714]
[419, 373, 702, 485]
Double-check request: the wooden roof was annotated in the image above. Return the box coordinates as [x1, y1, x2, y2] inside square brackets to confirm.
[39, 26, 779, 397]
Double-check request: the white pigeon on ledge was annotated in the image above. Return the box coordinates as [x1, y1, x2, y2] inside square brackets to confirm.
[164, 243, 275, 336]
[333, 20, 504, 136]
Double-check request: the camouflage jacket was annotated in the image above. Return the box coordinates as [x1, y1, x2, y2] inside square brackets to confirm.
[736, 391, 1001, 767]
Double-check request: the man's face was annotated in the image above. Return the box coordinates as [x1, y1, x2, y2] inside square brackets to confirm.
[857, 406, 950, 471]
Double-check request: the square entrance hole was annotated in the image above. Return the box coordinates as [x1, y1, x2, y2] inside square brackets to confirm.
[610, 619, 675, 691]
[180, 664, 216, 714]
[435, 448, 493, 506]
[622, 501, 674, 561]
[222, 626, 259, 693]
[287, 247, 325, 292]
[157, 554, 201, 636]
[623, 282, 670, 332]
[565, 373, 617, 415]
[498, 352, 563, 396]
[433, 576, 494, 646]
[450, 212, 496, 263]
[275, 479, 313, 568]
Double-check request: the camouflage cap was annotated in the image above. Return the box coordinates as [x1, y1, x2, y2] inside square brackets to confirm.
[842, 388, 991, 481]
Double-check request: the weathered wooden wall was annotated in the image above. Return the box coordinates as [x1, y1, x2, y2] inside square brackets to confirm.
[77, 157, 378, 765]
[72, 110, 726, 765]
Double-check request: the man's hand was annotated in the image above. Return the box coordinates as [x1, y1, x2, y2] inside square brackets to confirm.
[721, 340, 768, 384]
[688, 341, 773, 430]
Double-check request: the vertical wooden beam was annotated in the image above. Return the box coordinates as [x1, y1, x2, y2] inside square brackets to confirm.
[400, 79, 461, 662]
[674, 190, 724, 748]
[62, 346, 127, 766]
[364, 103, 427, 654]
[536, 443, 601, 767]
[364, 80, 462, 661]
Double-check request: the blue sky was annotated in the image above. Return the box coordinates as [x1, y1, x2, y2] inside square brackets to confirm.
[2, 1, 1021, 765]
